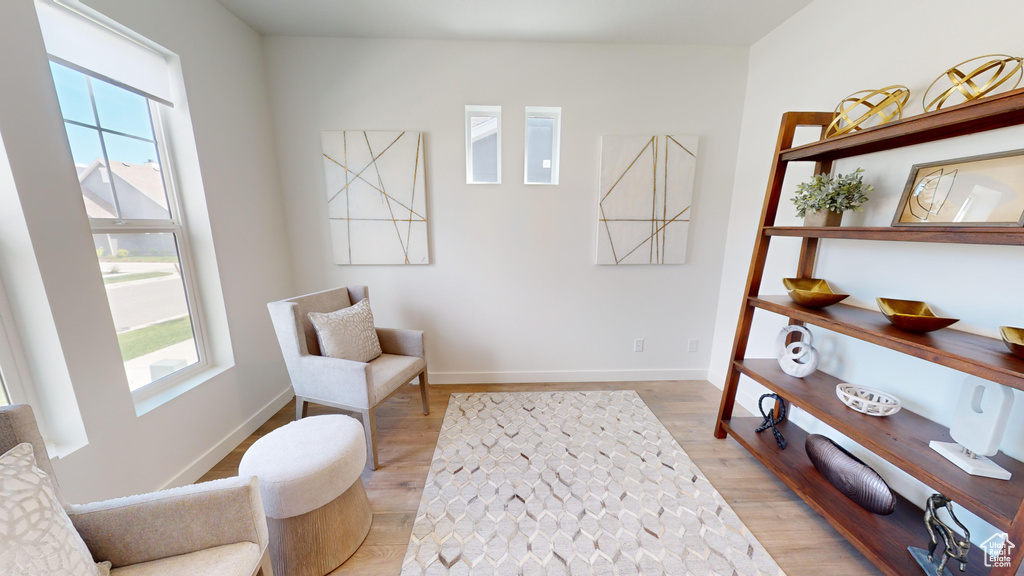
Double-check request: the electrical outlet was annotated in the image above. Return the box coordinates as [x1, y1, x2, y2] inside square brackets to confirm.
[634, 338, 644, 352]
[688, 339, 699, 352]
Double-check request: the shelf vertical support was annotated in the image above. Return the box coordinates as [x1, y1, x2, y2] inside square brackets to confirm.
[715, 112, 835, 439]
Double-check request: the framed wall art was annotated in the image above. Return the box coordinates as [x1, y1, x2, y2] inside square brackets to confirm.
[595, 134, 698, 265]
[893, 149, 1024, 227]
[321, 130, 429, 264]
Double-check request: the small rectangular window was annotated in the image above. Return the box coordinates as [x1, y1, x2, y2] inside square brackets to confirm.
[466, 105, 501, 184]
[524, 107, 561, 185]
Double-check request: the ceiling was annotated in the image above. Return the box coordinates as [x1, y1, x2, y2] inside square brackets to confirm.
[214, 0, 812, 46]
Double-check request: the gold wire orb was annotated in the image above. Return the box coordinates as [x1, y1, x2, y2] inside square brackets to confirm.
[923, 54, 1023, 112]
[825, 85, 911, 138]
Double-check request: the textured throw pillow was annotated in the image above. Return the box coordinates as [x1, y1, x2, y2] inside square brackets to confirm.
[0, 443, 106, 576]
[308, 297, 382, 362]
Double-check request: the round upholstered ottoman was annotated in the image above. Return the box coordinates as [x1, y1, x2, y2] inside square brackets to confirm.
[239, 415, 372, 576]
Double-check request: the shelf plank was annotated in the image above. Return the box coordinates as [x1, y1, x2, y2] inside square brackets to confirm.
[721, 417, 991, 576]
[763, 226, 1024, 246]
[779, 87, 1024, 163]
[750, 296, 1024, 390]
[735, 358, 1023, 530]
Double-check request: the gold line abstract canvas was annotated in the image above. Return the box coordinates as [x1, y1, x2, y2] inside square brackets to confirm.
[597, 135, 698, 265]
[321, 131, 429, 265]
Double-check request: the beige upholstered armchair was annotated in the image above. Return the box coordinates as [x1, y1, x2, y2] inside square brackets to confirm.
[0, 404, 273, 576]
[267, 286, 429, 470]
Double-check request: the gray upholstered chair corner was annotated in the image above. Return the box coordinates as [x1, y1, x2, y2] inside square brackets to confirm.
[266, 286, 429, 470]
[0, 404, 274, 576]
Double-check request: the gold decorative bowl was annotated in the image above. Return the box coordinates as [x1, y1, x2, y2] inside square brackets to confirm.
[999, 326, 1024, 359]
[876, 298, 959, 333]
[782, 278, 849, 308]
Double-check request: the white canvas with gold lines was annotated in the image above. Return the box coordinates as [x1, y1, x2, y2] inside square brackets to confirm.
[321, 131, 429, 265]
[401, 391, 785, 576]
[597, 135, 697, 265]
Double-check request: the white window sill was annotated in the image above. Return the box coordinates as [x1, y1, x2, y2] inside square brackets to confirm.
[131, 361, 231, 416]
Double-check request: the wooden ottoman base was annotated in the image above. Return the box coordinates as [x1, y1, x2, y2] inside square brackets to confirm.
[267, 480, 372, 576]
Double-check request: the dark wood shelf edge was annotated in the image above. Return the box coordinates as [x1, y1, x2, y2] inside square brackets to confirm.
[779, 87, 1024, 162]
[763, 226, 1024, 246]
[749, 296, 1024, 391]
[720, 417, 991, 576]
[733, 358, 1021, 531]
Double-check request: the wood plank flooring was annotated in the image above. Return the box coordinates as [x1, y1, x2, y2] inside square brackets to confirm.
[199, 381, 880, 575]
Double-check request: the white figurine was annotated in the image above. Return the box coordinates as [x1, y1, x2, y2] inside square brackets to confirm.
[775, 325, 819, 378]
[930, 375, 1014, 480]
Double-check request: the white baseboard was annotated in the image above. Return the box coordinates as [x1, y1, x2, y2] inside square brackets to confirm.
[158, 386, 293, 490]
[706, 368, 726, 390]
[429, 368, 708, 385]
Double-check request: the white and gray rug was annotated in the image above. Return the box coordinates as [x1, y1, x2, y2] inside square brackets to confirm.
[401, 391, 785, 576]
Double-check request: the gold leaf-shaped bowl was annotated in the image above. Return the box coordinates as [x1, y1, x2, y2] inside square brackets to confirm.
[999, 326, 1024, 359]
[876, 298, 959, 333]
[782, 278, 850, 308]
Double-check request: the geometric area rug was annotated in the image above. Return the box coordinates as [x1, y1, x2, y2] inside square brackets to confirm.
[400, 391, 786, 576]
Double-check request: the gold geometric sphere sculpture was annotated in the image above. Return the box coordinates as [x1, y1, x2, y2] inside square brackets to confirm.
[825, 86, 911, 138]
[923, 54, 1023, 112]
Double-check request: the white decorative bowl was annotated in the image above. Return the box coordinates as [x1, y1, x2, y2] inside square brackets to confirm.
[836, 384, 902, 417]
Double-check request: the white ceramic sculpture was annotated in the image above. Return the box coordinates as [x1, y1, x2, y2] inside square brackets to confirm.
[836, 384, 902, 417]
[775, 325, 819, 378]
[930, 375, 1015, 480]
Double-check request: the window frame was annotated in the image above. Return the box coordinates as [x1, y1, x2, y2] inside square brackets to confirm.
[52, 61, 210, 400]
[524, 106, 561, 186]
[465, 105, 502, 184]
[0, 278, 26, 408]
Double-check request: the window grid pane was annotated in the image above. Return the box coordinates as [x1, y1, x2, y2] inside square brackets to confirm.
[52, 61, 171, 221]
[96, 232, 199, 391]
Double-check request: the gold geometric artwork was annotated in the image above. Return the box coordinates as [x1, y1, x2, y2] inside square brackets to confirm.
[923, 54, 1023, 112]
[321, 131, 429, 265]
[825, 85, 911, 138]
[596, 135, 698, 265]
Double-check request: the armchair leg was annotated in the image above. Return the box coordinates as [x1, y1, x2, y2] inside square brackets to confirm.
[360, 408, 379, 470]
[419, 370, 430, 415]
[295, 397, 308, 421]
[256, 548, 274, 576]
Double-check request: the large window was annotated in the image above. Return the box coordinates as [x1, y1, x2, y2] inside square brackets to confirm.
[51, 61, 203, 392]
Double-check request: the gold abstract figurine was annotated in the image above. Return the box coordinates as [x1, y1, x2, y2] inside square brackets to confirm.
[923, 54, 1023, 112]
[826, 86, 910, 138]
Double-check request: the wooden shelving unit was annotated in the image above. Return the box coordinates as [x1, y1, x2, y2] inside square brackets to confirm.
[715, 88, 1024, 576]
[721, 417, 992, 576]
[764, 226, 1024, 246]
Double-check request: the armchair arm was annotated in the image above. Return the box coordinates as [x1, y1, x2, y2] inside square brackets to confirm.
[295, 353, 372, 409]
[68, 476, 269, 568]
[377, 327, 425, 358]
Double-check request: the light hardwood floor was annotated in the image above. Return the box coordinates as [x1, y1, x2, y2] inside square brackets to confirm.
[199, 381, 879, 575]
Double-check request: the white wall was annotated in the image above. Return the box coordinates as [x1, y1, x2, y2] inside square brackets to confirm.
[263, 37, 749, 383]
[0, 0, 294, 503]
[711, 0, 1024, 544]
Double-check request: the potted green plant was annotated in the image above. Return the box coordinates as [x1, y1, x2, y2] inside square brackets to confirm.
[792, 168, 872, 226]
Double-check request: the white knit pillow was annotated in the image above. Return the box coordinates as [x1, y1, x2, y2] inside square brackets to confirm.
[0, 443, 106, 576]
[308, 298, 382, 362]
